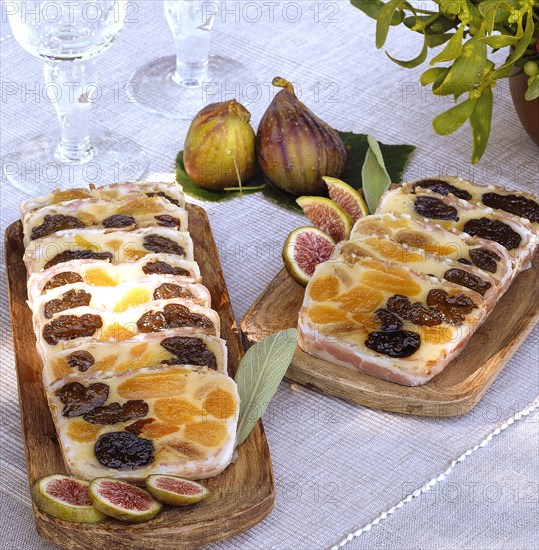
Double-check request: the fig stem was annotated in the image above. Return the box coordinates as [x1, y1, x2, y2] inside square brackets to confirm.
[223, 185, 265, 192]
[228, 150, 244, 193]
[272, 76, 295, 95]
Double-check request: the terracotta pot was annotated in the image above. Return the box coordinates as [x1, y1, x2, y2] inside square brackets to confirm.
[509, 69, 539, 147]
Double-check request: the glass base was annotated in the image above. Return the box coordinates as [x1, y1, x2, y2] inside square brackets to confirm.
[1, 132, 149, 195]
[128, 55, 256, 120]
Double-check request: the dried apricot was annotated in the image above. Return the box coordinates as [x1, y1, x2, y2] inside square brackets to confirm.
[153, 398, 201, 424]
[203, 389, 237, 420]
[184, 421, 228, 447]
[364, 237, 423, 263]
[308, 275, 340, 302]
[308, 305, 349, 324]
[360, 269, 421, 296]
[67, 419, 101, 442]
[84, 267, 119, 286]
[117, 373, 187, 399]
[333, 285, 384, 313]
[141, 422, 180, 439]
[99, 323, 135, 342]
[113, 288, 151, 312]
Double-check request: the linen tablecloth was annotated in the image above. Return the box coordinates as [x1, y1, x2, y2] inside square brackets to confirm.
[1, 2, 538, 548]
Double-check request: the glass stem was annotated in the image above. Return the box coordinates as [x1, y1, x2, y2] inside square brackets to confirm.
[171, 35, 210, 87]
[44, 58, 97, 164]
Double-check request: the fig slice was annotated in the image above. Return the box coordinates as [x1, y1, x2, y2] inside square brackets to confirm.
[89, 478, 162, 523]
[146, 474, 210, 506]
[283, 227, 335, 286]
[296, 196, 352, 242]
[32, 474, 106, 523]
[323, 177, 369, 222]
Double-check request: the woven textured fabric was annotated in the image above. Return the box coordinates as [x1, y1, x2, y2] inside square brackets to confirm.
[1, 2, 538, 549]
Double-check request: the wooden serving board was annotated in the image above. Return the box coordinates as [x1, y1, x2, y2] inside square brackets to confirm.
[5, 204, 274, 550]
[241, 258, 539, 417]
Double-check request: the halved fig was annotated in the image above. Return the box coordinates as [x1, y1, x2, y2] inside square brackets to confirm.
[296, 196, 352, 242]
[32, 474, 106, 523]
[89, 478, 161, 523]
[324, 177, 369, 221]
[146, 474, 210, 506]
[283, 227, 335, 286]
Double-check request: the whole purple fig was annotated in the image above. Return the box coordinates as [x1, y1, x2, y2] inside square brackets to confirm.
[256, 77, 347, 196]
[183, 100, 256, 190]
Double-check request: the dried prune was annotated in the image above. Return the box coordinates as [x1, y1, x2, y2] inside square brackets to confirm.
[43, 289, 92, 319]
[386, 294, 441, 326]
[413, 179, 472, 201]
[143, 235, 185, 257]
[160, 336, 217, 369]
[43, 272, 83, 292]
[83, 400, 149, 424]
[102, 214, 135, 228]
[125, 418, 155, 436]
[146, 191, 180, 207]
[66, 350, 95, 372]
[137, 311, 167, 333]
[43, 314, 102, 345]
[163, 304, 213, 329]
[142, 261, 190, 277]
[374, 309, 403, 332]
[94, 432, 154, 469]
[365, 330, 421, 358]
[457, 258, 472, 266]
[31, 214, 85, 241]
[469, 248, 500, 273]
[44, 251, 113, 270]
[386, 295, 412, 318]
[426, 289, 477, 326]
[56, 382, 109, 418]
[463, 218, 521, 250]
[153, 283, 194, 301]
[414, 196, 459, 221]
[406, 303, 442, 326]
[482, 192, 539, 224]
[444, 268, 492, 296]
[136, 304, 213, 333]
[154, 215, 181, 229]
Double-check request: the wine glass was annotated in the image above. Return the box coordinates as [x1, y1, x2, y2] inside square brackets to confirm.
[2, 0, 149, 194]
[128, 0, 254, 120]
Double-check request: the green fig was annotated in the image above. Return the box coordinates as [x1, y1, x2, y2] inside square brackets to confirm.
[256, 77, 347, 196]
[183, 100, 256, 190]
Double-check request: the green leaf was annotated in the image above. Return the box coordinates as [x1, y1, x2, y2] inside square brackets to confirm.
[387, 34, 429, 68]
[525, 75, 539, 101]
[350, 0, 403, 25]
[235, 329, 298, 447]
[175, 151, 263, 202]
[430, 25, 465, 64]
[426, 33, 453, 48]
[376, 0, 404, 48]
[494, 13, 535, 74]
[480, 34, 520, 47]
[262, 183, 302, 212]
[433, 37, 487, 97]
[421, 67, 450, 86]
[361, 135, 392, 214]
[337, 131, 415, 189]
[470, 87, 493, 164]
[433, 97, 476, 135]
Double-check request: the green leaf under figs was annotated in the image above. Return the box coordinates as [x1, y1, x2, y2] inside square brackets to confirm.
[175, 132, 416, 210]
[362, 135, 392, 214]
[376, 0, 404, 48]
[433, 98, 476, 136]
[235, 329, 298, 447]
[433, 37, 487, 97]
[470, 87, 493, 164]
[430, 26, 465, 65]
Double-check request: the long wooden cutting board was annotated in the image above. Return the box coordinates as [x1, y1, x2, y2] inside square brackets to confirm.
[5, 204, 274, 550]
